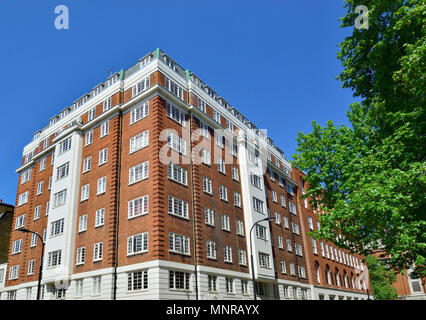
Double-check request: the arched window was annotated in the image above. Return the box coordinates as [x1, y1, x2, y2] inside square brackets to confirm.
[325, 265, 330, 285]
[408, 271, 423, 293]
[343, 270, 348, 288]
[315, 262, 321, 284]
[335, 268, 340, 287]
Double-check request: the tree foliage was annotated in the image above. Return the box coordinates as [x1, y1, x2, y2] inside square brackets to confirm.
[292, 0, 425, 278]
[365, 255, 398, 300]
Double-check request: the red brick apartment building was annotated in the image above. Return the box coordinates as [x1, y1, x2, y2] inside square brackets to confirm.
[0, 49, 369, 300]
[292, 168, 370, 300]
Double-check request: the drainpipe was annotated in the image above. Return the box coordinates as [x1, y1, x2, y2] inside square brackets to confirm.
[112, 69, 125, 300]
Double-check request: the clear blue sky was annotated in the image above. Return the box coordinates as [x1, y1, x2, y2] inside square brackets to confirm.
[0, 0, 357, 205]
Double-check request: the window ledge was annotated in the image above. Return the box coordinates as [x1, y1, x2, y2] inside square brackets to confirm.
[169, 289, 192, 293]
[169, 213, 190, 221]
[128, 177, 149, 187]
[127, 251, 148, 257]
[169, 251, 191, 257]
[127, 212, 149, 220]
[126, 289, 149, 293]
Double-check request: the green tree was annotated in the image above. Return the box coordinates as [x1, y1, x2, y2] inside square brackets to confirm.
[366, 255, 398, 300]
[292, 0, 425, 278]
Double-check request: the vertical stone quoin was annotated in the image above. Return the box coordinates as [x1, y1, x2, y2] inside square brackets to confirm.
[106, 115, 121, 267]
[151, 95, 166, 260]
[189, 115, 205, 266]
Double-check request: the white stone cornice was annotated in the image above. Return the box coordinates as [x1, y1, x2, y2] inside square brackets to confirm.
[15, 160, 34, 174]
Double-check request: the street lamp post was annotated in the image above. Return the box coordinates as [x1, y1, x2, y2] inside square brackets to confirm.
[249, 216, 275, 301]
[18, 228, 45, 300]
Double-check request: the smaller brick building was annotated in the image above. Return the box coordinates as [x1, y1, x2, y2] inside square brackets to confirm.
[292, 169, 369, 300]
[0, 200, 14, 263]
[374, 250, 425, 300]
[0, 200, 14, 298]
